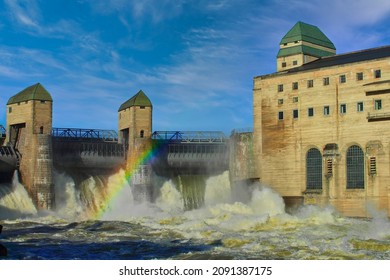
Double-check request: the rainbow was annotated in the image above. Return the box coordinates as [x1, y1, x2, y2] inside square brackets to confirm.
[93, 140, 165, 219]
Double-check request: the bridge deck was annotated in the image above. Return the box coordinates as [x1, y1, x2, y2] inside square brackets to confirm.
[52, 127, 118, 142]
[152, 131, 227, 143]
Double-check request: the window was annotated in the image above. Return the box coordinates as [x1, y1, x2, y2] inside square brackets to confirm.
[282, 62, 287, 68]
[369, 157, 377, 175]
[374, 69, 381, 78]
[278, 99, 284, 105]
[306, 148, 323, 190]
[292, 82, 298, 90]
[140, 130, 144, 138]
[357, 102, 364, 112]
[39, 126, 44, 134]
[340, 104, 347, 114]
[323, 106, 330, 116]
[356, 72, 363, 81]
[326, 159, 333, 177]
[278, 111, 284, 120]
[40, 100, 46, 104]
[140, 106, 145, 109]
[307, 80, 314, 88]
[292, 96, 298, 103]
[308, 107, 314, 117]
[8, 107, 12, 113]
[293, 60, 298, 66]
[293, 109, 299, 119]
[375, 99, 382, 110]
[346, 145, 365, 189]
[339, 75, 346, 83]
[278, 84, 284, 92]
[323, 77, 330, 86]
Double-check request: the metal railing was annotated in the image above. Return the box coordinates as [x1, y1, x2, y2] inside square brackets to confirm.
[52, 127, 118, 142]
[0, 125, 5, 138]
[151, 131, 227, 143]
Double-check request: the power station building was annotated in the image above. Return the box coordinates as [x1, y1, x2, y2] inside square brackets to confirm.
[253, 22, 390, 217]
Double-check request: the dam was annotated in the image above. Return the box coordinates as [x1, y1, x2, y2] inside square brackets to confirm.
[0, 83, 255, 212]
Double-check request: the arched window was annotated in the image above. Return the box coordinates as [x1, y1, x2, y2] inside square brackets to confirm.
[346, 145, 365, 189]
[140, 130, 144, 138]
[306, 148, 322, 190]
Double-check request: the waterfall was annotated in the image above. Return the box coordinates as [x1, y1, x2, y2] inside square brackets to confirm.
[0, 171, 37, 219]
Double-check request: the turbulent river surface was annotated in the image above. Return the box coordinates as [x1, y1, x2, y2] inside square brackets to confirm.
[1, 171, 390, 260]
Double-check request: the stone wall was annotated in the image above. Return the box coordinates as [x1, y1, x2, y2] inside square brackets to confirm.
[254, 56, 390, 217]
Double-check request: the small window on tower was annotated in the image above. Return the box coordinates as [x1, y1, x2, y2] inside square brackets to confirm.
[140, 130, 145, 138]
[140, 106, 145, 109]
[282, 62, 287, 68]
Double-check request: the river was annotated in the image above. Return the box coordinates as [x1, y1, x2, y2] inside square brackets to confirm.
[1, 170, 390, 260]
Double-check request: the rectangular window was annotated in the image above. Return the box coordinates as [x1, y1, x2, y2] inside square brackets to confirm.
[40, 100, 46, 104]
[292, 96, 299, 103]
[308, 107, 314, 117]
[278, 84, 284, 92]
[323, 106, 330, 116]
[357, 102, 364, 112]
[292, 82, 298, 90]
[369, 157, 377, 175]
[293, 60, 298, 66]
[340, 104, 347, 114]
[307, 80, 314, 88]
[356, 72, 363, 81]
[375, 99, 382, 110]
[323, 77, 330, 86]
[282, 62, 286, 68]
[374, 69, 381, 78]
[278, 111, 284, 120]
[8, 107, 12, 113]
[293, 109, 299, 119]
[339, 74, 346, 83]
[140, 106, 145, 109]
[278, 99, 284, 105]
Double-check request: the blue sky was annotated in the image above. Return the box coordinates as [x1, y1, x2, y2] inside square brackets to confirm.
[1, 0, 390, 134]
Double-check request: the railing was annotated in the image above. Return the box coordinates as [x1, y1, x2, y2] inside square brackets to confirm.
[367, 112, 390, 121]
[151, 131, 227, 143]
[0, 125, 5, 138]
[52, 128, 118, 142]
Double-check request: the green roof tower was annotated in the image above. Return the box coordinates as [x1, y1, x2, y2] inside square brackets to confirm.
[277, 21, 336, 71]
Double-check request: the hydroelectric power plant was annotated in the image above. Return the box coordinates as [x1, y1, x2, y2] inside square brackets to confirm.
[1, 22, 390, 260]
[0, 83, 255, 215]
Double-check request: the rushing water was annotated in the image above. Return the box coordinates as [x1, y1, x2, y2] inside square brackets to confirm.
[1, 170, 390, 260]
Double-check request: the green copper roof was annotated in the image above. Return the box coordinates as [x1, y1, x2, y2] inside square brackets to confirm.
[118, 90, 152, 111]
[277, 45, 335, 58]
[280, 21, 335, 50]
[7, 83, 53, 105]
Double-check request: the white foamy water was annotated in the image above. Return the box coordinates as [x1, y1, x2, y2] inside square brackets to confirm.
[2, 170, 390, 260]
[0, 171, 37, 219]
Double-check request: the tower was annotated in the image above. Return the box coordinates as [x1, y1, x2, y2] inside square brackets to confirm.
[277, 21, 336, 71]
[118, 90, 153, 201]
[118, 90, 152, 147]
[6, 83, 55, 209]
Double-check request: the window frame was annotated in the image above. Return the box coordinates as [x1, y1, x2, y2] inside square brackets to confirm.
[323, 105, 330, 116]
[346, 145, 365, 189]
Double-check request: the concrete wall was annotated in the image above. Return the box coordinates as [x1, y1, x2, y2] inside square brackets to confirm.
[254, 57, 390, 217]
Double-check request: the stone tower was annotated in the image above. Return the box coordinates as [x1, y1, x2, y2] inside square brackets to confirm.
[277, 21, 336, 71]
[118, 90, 153, 200]
[6, 83, 55, 209]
